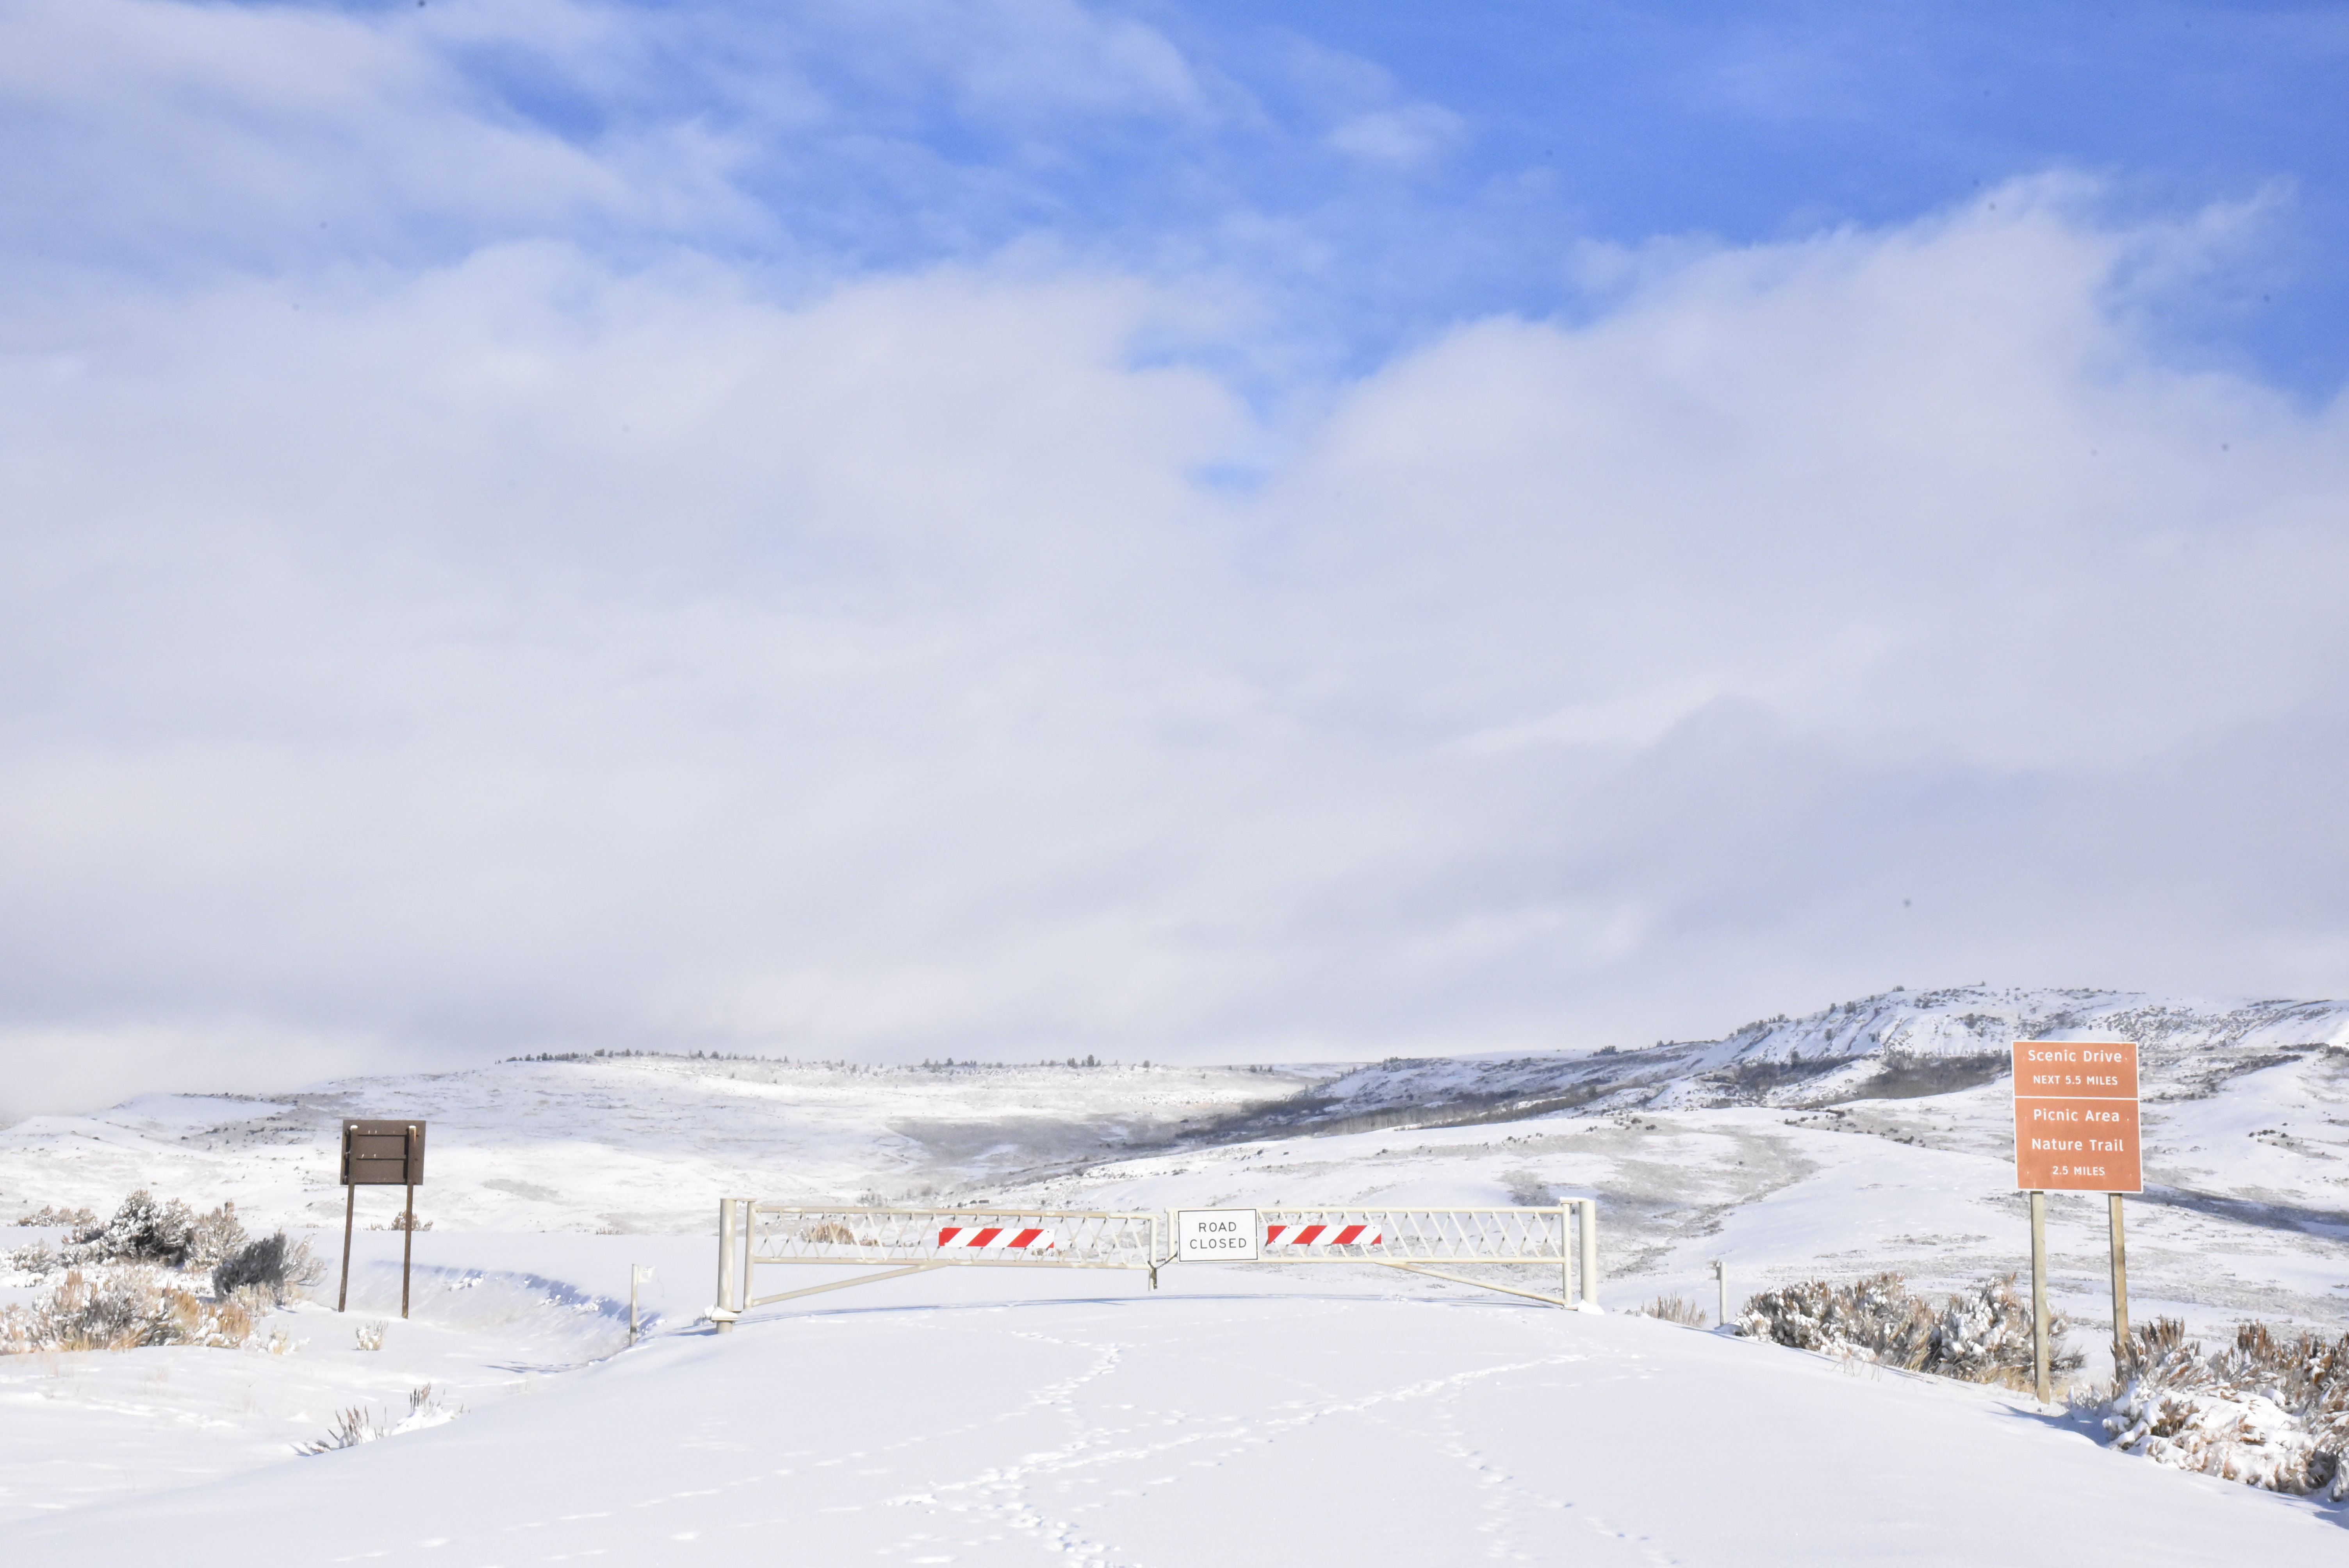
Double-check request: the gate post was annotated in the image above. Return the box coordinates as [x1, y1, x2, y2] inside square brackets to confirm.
[1576, 1200, 1601, 1312]
[713, 1199, 740, 1333]
[740, 1200, 756, 1314]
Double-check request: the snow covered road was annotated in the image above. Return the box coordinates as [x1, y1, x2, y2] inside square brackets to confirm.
[4, 1272, 2340, 1566]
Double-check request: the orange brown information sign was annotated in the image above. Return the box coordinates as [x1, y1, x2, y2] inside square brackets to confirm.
[2012, 1041, 2140, 1192]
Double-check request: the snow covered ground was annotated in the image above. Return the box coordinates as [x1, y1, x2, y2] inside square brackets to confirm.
[3, 985, 2347, 1559]
[5, 1265, 2345, 1566]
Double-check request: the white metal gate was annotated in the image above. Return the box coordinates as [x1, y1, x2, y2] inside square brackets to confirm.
[709, 1199, 1600, 1325]
[1211, 1203, 1601, 1310]
[708, 1203, 1160, 1326]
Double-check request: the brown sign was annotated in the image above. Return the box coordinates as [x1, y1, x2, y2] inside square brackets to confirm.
[340, 1119, 426, 1187]
[2012, 1042, 2140, 1193]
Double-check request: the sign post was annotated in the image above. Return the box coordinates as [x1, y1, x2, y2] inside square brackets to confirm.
[338, 1119, 428, 1318]
[2108, 1193, 2128, 1358]
[2012, 1041, 2140, 1401]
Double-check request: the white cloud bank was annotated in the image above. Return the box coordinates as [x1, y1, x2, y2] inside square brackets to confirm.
[4, 169, 2345, 1117]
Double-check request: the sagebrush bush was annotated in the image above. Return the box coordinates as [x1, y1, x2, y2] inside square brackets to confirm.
[212, 1231, 321, 1304]
[186, 1202, 248, 1270]
[5, 1190, 247, 1274]
[1737, 1271, 2082, 1388]
[0, 1264, 254, 1352]
[91, 1190, 196, 1266]
[0, 1189, 294, 1354]
[2095, 1317, 2349, 1499]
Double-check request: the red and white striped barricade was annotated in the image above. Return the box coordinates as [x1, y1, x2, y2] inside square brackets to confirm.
[711, 1206, 1156, 1324]
[1173, 1205, 1599, 1311]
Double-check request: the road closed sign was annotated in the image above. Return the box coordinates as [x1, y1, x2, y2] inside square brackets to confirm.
[1175, 1208, 1260, 1262]
[2012, 1041, 2142, 1193]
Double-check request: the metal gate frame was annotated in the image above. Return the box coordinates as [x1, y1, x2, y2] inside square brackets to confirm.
[708, 1199, 1602, 1326]
[1180, 1203, 1601, 1311]
[708, 1202, 1160, 1328]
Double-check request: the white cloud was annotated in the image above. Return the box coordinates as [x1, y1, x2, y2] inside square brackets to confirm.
[3, 173, 2345, 1118]
[1324, 103, 1463, 169]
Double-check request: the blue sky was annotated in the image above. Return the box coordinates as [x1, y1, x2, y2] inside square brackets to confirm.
[16, 3, 2347, 381]
[2, 1, 2346, 1114]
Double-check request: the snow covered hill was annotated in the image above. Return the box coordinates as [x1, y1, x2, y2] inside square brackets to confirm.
[3, 984, 2345, 1343]
[0, 1057, 1325, 1235]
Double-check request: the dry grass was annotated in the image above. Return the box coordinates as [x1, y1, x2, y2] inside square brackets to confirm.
[297, 1383, 463, 1454]
[1639, 1294, 1708, 1326]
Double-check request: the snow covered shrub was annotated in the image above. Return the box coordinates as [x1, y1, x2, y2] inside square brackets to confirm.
[185, 1202, 248, 1270]
[11, 1204, 97, 1228]
[1738, 1272, 1936, 1370]
[2097, 1319, 2349, 1500]
[89, 1190, 198, 1267]
[3, 1233, 57, 1273]
[1640, 1295, 1707, 1326]
[355, 1320, 387, 1351]
[6, 1190, 201, 1273]
[1738, 1272, 2080, 1388]
[0, 1265, 255, 1352]
[212, 1231, 321, 1304]
[27, 1266, 167, 1350]
[1919, 1275, 2083, 1388]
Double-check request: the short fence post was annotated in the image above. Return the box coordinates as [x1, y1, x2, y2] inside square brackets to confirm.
[1713, 1259, 1727, 1328]
[1558, 1208, 1572, 1305]
[1577, 1200, 1601, 1312]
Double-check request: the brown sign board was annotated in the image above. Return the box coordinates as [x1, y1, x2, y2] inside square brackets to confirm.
[340, 1119, 426, 1187]
[2013, 1041, 2138, 1099]
[2012, 1042, 2140, 1193]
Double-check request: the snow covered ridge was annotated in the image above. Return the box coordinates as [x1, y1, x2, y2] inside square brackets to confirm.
[2, 984, 2346, 1234]
[1281, 985, 2349, 1129]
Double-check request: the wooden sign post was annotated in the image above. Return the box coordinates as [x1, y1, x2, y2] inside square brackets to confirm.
[338, 1119, 428, 1319]
[2012, 1041, 2140, 1401]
